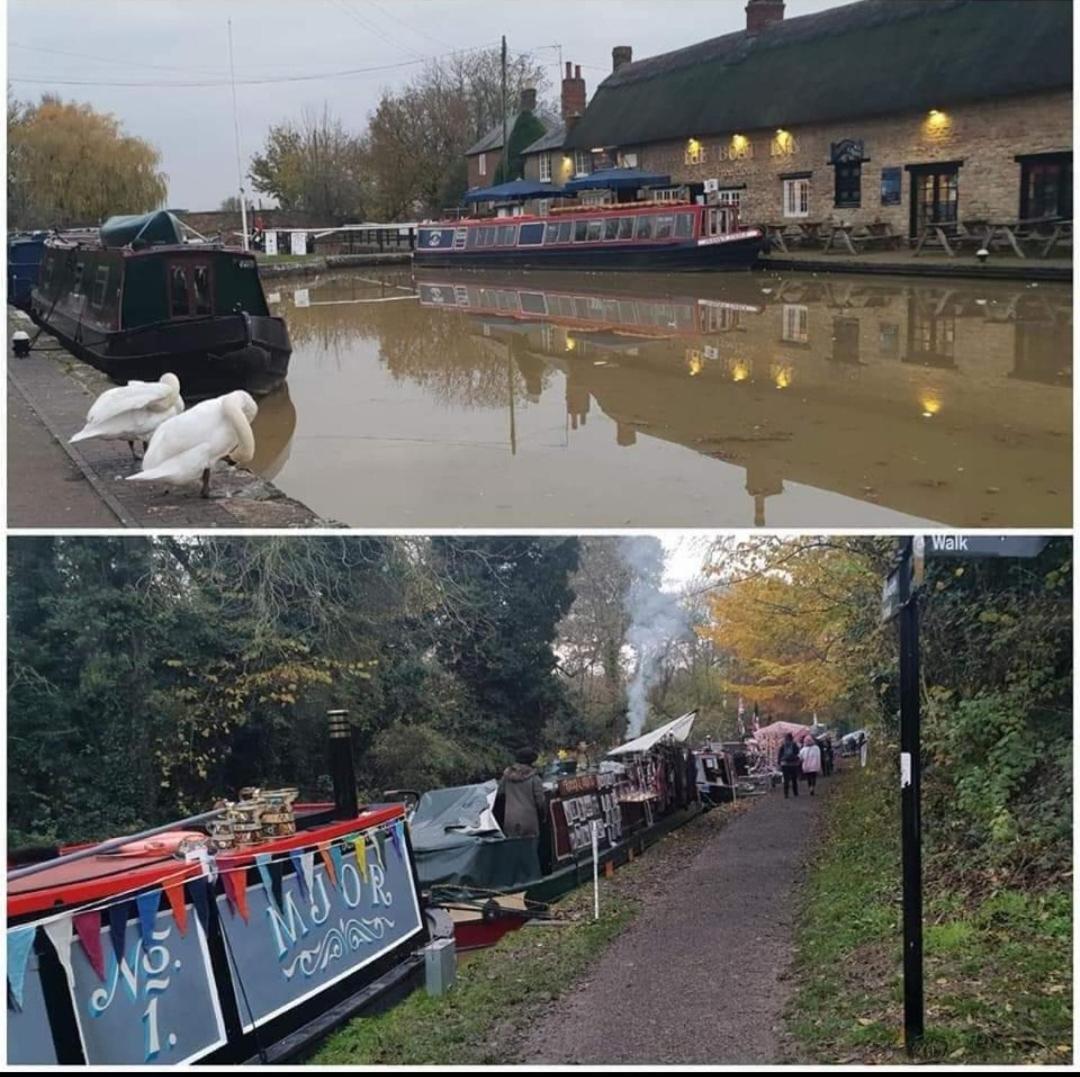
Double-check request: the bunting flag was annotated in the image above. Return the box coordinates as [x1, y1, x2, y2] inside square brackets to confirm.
[389, 821, 405, 863]
[222, 867, 250, 922]
[269, 859, 285, 911]
[328, 844, 346, 888]
[300, 851, 315, 899]
[187, 876, 212, 937]
[318, 842, 336, 887]
[107, 902, 129, 963]
[135, 890, 161, 952]
[73, 911, 105, 982]
[289, 850, 309, 901]
[162, 880, 189, 937]
[7, 925, 37, 1011]
[372, 829, 387, 871]
[353, 835, 369, 883]
[254, 854, 277, 910]
[43, 917, 75, 990]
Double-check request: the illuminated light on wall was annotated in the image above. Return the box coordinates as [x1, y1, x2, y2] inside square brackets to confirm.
[920, 392, 942, 418]
[925, 108, 949, 134]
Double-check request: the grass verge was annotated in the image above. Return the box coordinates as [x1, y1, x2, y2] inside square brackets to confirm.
[785, 758, 1072, 1064]
[310, 803, 745, 1065]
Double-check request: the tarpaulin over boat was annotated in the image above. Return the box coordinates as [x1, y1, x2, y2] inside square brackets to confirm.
[607, 710, 697, 756]
[100, 210, 184, 249]
[410, 780, 541, 891]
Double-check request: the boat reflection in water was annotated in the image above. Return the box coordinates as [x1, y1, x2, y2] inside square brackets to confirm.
[248, 381, 297, 481]
[265, 269, 1070, 528]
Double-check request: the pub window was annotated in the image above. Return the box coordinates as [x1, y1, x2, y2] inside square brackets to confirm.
[1019, 153, 1072, 220]
[91, 266, 110, 309]
[717, 188, 742, 209]
[783, 178, 810, 218]
[618, 150, 639, 168]
[574, 219, 588, 242]
[655, 215, 675, 240]
[636, 215, 654, 240]
[881, 167, 902, 206]
[478, 153, 487, 177]
[537, 199, 551, 217]
[674, 213, 694, 239]
[574, 149, 590, 176]
[834, 161, 862, 208]
[617, 216, 634, 240]
[539, 153, 552, 182]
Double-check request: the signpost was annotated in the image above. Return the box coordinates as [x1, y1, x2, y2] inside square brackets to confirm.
[882, 534, 1054, 1055]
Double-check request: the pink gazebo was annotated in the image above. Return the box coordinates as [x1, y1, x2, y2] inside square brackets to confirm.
[749, 720, 815, 761]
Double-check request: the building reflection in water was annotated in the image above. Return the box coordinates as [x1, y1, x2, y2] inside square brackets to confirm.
[271, 268, 1071, 527]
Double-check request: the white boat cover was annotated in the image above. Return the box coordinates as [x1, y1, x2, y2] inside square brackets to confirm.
[607, 711, 697, 756]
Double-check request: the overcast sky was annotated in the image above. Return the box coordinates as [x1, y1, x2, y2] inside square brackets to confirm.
[8, 0, 842, 209]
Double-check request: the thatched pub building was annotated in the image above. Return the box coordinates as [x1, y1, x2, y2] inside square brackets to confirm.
[560, 0, 1072, 237]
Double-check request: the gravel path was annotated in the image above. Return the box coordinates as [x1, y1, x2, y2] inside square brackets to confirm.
[518, 778, 830, 1065]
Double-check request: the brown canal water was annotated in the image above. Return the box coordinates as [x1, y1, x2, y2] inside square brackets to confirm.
[250, 268, 1071, 527]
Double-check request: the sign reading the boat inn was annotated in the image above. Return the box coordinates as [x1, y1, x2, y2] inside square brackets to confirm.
[216, 822, 423, 1030]
[70, 907, 227, 1066]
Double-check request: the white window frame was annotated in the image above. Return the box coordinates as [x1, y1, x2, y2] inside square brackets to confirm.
[717, 188, 742, 209]
[539, 153, 552, 182]
[618, 150, 639, 168]
[537, 199, 551, 217]
[478, 153, 487, 177]
[574, 149, 590, 177]
[783, 177, 811, 219]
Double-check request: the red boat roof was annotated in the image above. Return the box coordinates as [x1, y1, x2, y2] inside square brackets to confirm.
[428, 201, 700, 227]
[8, 804, 405, 920]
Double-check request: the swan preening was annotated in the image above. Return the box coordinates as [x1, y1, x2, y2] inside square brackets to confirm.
[70, 373, 184, 458]
[127, 390, 259, 498]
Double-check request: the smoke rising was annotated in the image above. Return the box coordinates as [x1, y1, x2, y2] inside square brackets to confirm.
[619, 536, 692, 740]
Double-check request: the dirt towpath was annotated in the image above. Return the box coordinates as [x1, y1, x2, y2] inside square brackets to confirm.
[518, 776, 831, 1065]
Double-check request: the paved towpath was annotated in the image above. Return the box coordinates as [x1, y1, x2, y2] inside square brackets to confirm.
[518, 775, 832, 1065]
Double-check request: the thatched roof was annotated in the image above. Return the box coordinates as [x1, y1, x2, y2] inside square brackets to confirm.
[564, 0, 1072, 150]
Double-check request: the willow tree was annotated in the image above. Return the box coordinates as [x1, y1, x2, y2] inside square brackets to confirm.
[7, 94, 168, 228]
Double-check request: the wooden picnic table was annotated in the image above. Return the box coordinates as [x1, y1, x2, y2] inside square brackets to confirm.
[1039, 218, 1072, 257]
[761, 220, 822, 253]
[820, 221, 904, 254]
[913, 220, 977, 257]
[963, 217, 1069, 259]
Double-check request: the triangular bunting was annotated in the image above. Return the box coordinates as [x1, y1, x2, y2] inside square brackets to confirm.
[7, 925, 36, 1011]
[107, 902, 129, 963]
[389, 821, 405, 862]
[224, 867, 250, 922]
[254, 854, 277, 910]
[289, 850, 309, 901]
[135, 890, 160, 951]
[300, 851, 315, 899]
[328, 843, 346, 887]
[353, 835, 368, 883]
[373, 829, 387, 871]
[187, 876, 212, 937]
[318, 842, 336, 887]
[43, 916, 75, 989]
[163, 880, 189, 937]
[269, 860, 285, 911]
[73, 911, 105, 982]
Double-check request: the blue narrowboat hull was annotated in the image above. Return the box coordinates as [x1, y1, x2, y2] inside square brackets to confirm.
[413, 234, 765, 272]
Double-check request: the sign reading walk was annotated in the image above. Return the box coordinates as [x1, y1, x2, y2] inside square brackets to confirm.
[216, 830, 423, 1031]
[924, 535, 1051, 559]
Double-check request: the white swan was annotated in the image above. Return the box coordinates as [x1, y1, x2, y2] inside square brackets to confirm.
[70, 373, 184, 458]
[127, 390, 258, 498]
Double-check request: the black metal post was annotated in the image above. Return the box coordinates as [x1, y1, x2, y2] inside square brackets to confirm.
[897, 537, 924, 1052]
[327, 709, 359, 820]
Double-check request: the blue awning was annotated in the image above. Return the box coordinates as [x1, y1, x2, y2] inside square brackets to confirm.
[462, 179, 566, 204]
[564, 168, 671, 192]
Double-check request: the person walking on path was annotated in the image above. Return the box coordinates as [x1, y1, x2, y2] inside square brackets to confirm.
[493, 748, 548, 881]
[778, 733, 802, 798]
[799, 737, 822, 796]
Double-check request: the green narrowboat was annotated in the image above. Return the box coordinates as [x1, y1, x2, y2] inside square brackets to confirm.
[28, 210, 290, 396]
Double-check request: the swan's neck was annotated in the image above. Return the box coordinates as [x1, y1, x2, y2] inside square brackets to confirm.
[223, 396, 256, 464]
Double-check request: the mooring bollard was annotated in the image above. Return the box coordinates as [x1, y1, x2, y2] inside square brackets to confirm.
[423, 937, 457, 997]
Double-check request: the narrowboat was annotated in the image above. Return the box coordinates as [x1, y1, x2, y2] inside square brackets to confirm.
[27, 210, 291, 397]
[8, 720, 429, 1065]
[414, 202, 765, 271]
[409, 712, 703, 951]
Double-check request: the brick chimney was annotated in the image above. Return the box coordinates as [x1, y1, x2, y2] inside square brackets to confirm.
[519, 86, 537, 113]
[746, 0, 784, 33]
[612, 45, 633, 72]
[561, 61, 586, 121]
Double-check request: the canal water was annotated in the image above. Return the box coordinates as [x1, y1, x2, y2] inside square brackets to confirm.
[251, 268, 1071, 528]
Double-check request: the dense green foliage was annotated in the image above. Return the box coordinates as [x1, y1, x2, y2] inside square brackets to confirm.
[8, 536, 578, 846]
[492, 111, 547, 184]
[788, 763, 1071, 1064]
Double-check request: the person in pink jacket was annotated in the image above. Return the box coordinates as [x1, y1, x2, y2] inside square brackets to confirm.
[799, 736, 823, 796]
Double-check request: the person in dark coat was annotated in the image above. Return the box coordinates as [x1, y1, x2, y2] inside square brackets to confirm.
[493, 749, 548, 882]
[777, 733, 802, 799]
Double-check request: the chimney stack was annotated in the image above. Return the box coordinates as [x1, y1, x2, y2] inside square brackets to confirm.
[746, 0, 785, 33]
[327, 709, 359, 820]
[612, 45, 633, 72]
[519, 86, 537, 113]
[561, 61, 586, 121]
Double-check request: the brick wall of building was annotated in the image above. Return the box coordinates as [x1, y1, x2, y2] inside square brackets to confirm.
[604, 90, 1071, 232]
